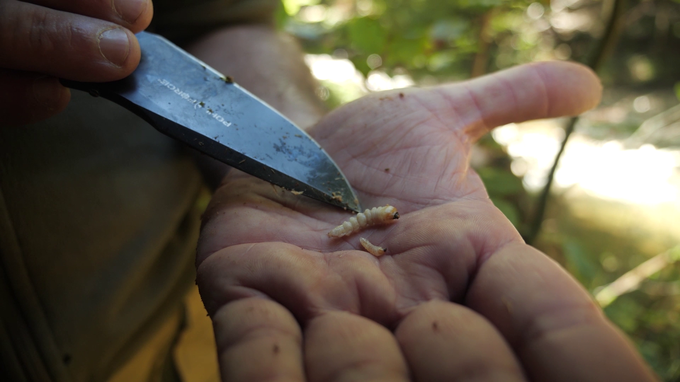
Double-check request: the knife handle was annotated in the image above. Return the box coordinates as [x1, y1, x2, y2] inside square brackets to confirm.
[60, 79, 105, 97]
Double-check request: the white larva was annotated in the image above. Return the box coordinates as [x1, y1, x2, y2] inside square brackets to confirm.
[327, 205, 399, 238]
[360, 237, 386, 257]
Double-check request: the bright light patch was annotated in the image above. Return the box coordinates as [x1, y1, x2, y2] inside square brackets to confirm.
[367, 54, 383, 69]
[298, 5, 327, 22]
[282, 0, 320, 16]
[493, 122, 680, 205]
[305, 54, 415, 100]
[305, 54, 359, 82]
[527, 2, 545, 19]
[557, 141, 679, 204]
[633, 95, 651, 113]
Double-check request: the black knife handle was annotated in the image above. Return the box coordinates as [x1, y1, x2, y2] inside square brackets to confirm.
[60, 79, 105, 97]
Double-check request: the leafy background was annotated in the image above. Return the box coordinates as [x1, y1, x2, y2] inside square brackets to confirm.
[277, 0, 680, 379]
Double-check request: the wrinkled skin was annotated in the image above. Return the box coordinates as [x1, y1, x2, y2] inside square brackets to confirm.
[197, 62, 657, 382]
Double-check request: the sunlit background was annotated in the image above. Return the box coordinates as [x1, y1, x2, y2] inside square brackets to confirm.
[275, 0, 680, 378]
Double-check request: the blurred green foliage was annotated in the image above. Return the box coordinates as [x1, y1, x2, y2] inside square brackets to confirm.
[280, 0, 537, 80]
[278, 0, 680, 379]
[280, 0, 680, 84]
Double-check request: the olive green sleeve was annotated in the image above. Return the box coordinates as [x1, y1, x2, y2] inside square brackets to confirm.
[151, 0, 281, 44]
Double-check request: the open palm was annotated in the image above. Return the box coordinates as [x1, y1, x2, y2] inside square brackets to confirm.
[196, 62, 656, 382]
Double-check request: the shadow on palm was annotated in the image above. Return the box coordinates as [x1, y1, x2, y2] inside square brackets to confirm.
[196, 62, 601, 326]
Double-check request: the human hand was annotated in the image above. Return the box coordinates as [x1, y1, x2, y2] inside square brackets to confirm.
[197, 61, 657, 381]
[0, 0, 153, 126]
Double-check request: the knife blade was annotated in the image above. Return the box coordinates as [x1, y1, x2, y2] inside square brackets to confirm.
[62, 31, 361, 213]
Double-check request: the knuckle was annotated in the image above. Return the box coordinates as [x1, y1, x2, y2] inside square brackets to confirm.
[112, 0, 152, 30]
[518, 299, 603, 350]
[0, 3, 59, 58]
[0, 1, 93, 70]
[26, 8, 57, 52]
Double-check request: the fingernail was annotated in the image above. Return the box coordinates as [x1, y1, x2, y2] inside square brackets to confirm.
[114, 0, 148, 24]
[33, 76, 65, 109]
[98, 28, 130, 67]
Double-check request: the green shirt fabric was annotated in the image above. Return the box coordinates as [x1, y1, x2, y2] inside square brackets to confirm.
[0, 1, 278, 381]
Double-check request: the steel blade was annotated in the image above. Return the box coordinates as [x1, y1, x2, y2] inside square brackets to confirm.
[64, 32, 360, 213]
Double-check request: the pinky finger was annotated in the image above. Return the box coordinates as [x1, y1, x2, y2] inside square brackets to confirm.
[0, 70, 70, 127]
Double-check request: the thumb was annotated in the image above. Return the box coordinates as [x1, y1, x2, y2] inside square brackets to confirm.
[437, 61, 602, 141]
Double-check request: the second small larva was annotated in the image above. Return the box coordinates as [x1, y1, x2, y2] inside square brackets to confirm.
[360, 237, 387, 257]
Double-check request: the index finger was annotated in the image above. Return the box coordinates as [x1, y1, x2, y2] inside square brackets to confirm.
[0, 1, 142, 81]
[465, 242, 658, 381]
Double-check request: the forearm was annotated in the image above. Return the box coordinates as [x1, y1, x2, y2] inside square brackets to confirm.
[183, 24, 326, 186]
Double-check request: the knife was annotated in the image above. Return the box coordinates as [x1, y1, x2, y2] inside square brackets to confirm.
[62, 31, 361, 213]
